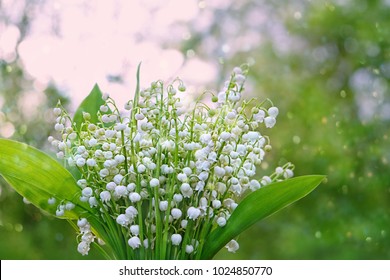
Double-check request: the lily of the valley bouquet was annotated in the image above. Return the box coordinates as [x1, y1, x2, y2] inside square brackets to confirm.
[0, 64, 324, 259]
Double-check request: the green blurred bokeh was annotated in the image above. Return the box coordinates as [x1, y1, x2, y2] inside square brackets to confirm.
[1, 0, 389, 259]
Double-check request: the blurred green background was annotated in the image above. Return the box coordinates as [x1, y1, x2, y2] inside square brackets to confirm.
[1, 0, 389, 259]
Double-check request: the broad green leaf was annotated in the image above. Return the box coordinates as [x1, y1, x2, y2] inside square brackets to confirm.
[200, 175, 325, 259]
[0, 139, 90, 219]
[0, 139, 114, 258]
[73, 83, 105, 131]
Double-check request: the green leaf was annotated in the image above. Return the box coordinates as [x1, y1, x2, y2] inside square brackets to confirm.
[200, 175, 325, 259]
[73, 83, 105, 131]
[0, 139, 89, 219]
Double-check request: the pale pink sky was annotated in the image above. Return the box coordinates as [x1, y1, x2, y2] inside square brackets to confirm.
[1, 0, 224, 110]
[3, 0, 343, 138]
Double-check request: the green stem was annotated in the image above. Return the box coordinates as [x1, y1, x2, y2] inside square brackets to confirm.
[179, 219, 194, 259]
[154, 185, 162, 259]
[135, 174, 145, 259]
[120, 131, 129, 184]
[195, 214, 213, 259]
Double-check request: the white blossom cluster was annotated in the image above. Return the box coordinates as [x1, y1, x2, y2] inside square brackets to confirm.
[76, 218, 94, 255]
[48, 66, 294, 258]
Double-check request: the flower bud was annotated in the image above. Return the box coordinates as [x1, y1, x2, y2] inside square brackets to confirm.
[171, 208, 182, 219]
[264, 116, 276, 128]
[116, 214, 129, 226]
[181, 219, 188, 228]
[54, 123, 64, 131]
[135, 113, 145, 120]
[171, 234, 182, 245]
[100, 191, 111, 203]
[65, 202, 75, 210]
[217, 216, 227, 227]
[100, 105, 109, 112]
[129, 192, 141, 203]
[83, 112, 91, 120]
[187, 207, 201, 220]
[212, 200, 222, 209]
[76, 158, 86, 167]
[137, 164, 146, 173]
[77, 241, 90, 255]
[115, 185, 128, 197]
[47, 197, 56, 205]
[53, 107, 62, 116]
[275, 167, 284, 175]
[125, 206, 138, 219]
[159, 201, 168, 211]
[128, 236, 141, 249]
[56, 208, 64, 217]
[173, 193, 183, 203]
[86, 158, 96, 167]
[150, 178, 160, 188]
[177, 173, 187, 182]
[225, 239, 239, 253]
[220, 131, 231, 141]
[82, 187, 93, 197]
[214, 166, 226, 178]
[268, 106, 279, 118]
[130, 225, 139, 236]
[186, 245, 194, 254]
[77, 218, 88, 228]
[88, 197, 98, 207]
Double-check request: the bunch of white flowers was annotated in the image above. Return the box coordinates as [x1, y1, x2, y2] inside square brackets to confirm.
[48, 65, 294, 259]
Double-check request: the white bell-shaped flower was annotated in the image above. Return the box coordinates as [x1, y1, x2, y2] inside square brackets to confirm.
[128, 236, 141, 249]
[171, 234, 182, 246]
[171, 208, 182, 219]
[225, 239, 239, 253]
[187, 207, 201, 220]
